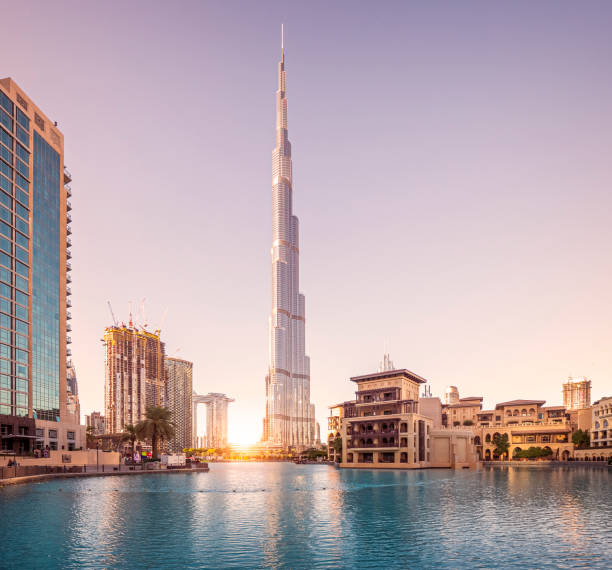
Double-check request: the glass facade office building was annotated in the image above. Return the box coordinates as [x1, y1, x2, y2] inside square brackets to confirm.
[0, 78, 69, 430]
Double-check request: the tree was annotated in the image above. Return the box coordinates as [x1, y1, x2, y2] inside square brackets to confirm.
[121, 424, 137, 455]
[514, 447, 552, 459]
[493, 434, 510, 458]
[332, 437, 342, 454]
[572, 429, 590, 449]
[135, 406, 175, 460]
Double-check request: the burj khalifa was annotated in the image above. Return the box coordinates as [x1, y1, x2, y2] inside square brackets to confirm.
[263, 29, 315, 449]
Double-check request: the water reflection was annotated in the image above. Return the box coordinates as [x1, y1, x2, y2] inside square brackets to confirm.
[0, 464, 609, 569]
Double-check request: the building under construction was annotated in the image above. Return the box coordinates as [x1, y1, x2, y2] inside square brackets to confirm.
[104, 324, 166, 434]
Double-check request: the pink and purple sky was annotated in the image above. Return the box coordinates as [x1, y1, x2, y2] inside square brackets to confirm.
[4, 1, 612, 443]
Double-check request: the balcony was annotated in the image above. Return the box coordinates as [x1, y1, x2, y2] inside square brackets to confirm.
[66, 348, 72, 356]
[67, 249, 72, 259]
[66, 323, 72, 332]
[67, 336, 72, 344]
[66, 299, 72, 308]
[66, 261, 72, 271]
[64, 167, 72, 183]
[67, 200, 72, 212]
[66, 237, 72, 247]
[66, 274, 72, 283]
[67, 311, 72, 320]
[66, 286, 72, 296]
[65, 185, 72, 198]
[67, 224, 72, 235]
[67, 213, 72, 224]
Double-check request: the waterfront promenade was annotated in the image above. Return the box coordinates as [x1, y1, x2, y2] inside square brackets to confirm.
[1, 463, 609, 569]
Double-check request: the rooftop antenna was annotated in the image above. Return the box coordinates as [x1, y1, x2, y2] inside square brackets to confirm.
[281, 23, 284, 61]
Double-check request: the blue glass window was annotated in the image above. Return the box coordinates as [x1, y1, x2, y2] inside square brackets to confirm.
[15, 320, 27, 335]
[15, 217, 26, 234]
[0, 237, 10, 254]
[0, 298, 10, 314]
[16, 202, 28, 221]
[15, 349, 27, 363]
[15, 232, 27, 249]
[16, 362, 27, 378]
[0, 359, 8, 374]
[16, 144, 28, 164]
[16, 109, 29, 130]
[0, 328, 8, 344]
[16, 174, 29, 192]
[16, 188, 28, 206]
[15, 261, 28, 277]
[0, 144, 11, 164]
[0, 268, 9, 284]
[15, 335, 27, 350]
[0, 251, 10, 269]
[15, 276, 27, 292]
[0, 90, 13, 115]
[0, 193, 10, 210]
[0, 283, 9, 298]
[15, 246, 28, 264]
[0, 343, 10, 358]
[0, 314, 10, 329]
[15, 306, 28, 321]
[0, 129, 12, 150]
[0, 109, 12, 132]
[0, 161, 12, 180]
[16, 126, 28, 148]
[0, 374, 9, 388]
[0, 176, 11, 195]
[0, 207, 12, 225]
[16, 160, 28, 179]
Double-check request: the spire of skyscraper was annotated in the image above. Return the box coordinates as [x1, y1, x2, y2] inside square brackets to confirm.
[263, 28, 315, 449]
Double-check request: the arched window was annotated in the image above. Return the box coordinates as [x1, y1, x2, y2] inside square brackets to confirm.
[359, 438, 365, 446]
[529, 408, 535, 415]
[521, 409, 527, 416]
[401, 437, 408, 447]
[400, 422, 408, 432]
[366, 438, 373, 445]
[604, 420, 609, 428]
[485, 434, 491, 443]
[513, 410, 519, 416]
[382, 423, 388, 431]
[367, 424, 373, 431]
[389, 422, 395, 430]
[595, 421, 600, 429]
[506, 410, 512, 416]
[474, 436, 481, 445]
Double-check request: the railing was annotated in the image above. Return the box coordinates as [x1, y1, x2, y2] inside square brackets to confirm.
[67, 200, 72, 211]
[67, 213, 72, 223]
[66, 185, 72, 197]
[66, 336, 72, 344]
[67, 224, 72, 235]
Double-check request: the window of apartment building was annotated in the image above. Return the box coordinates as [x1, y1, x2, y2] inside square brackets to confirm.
[18, 426, 27, 435]
[67, 431, 75, 440]
[1, 423, 10, 435]
[35, 428, 43, 438]
[48, 429, 57, 439]
[49, 441, 57, 450]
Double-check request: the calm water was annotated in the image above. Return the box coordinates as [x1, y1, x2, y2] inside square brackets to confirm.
[0, 463, 610, 569]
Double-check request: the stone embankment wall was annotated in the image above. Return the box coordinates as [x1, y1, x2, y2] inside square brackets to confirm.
[0, 449, 120, 467]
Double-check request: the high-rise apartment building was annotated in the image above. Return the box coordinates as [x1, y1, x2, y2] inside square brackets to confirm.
[0, 79, 83, 453]
[262, 29, 315, 450]
[165, 357, 193, 452]
[104, 324, 165, 434]
[562, 376, 591, 410]
[85, 411, 106, 435]
[195, 392, 233, 449]
[66, 360, 80, 423]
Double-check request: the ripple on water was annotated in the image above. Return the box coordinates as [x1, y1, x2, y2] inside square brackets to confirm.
[0, 464, 610, 569]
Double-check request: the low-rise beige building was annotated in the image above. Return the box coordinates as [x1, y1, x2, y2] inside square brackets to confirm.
[473, 399, 573, 461]
[330, 367, 476, 469]
[591, 396, 612, 449]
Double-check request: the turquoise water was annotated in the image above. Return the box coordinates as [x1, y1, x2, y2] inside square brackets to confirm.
[0, 463, 610, 569]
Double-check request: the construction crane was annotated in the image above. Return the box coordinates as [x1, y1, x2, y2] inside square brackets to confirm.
[107, 301, 118, 327]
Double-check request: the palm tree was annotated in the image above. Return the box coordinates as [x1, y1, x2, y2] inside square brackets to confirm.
[135, 406, 175, 460]
[121, 424, 137, 455]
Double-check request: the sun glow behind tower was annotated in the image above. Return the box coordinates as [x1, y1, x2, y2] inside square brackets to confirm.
[262, 28, 315, 450]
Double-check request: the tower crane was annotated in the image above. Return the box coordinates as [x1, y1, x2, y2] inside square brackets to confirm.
[107, 301, 118, 327]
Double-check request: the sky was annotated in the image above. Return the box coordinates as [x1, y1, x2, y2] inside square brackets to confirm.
[3, 1, 612, 444]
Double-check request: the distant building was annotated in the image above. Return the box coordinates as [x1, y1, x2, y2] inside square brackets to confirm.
[85, 411, 106, 435]
[165, 357, 193, 452]
[444, 386, 460, 406]
[591, 396, 612, 449]
[473, 399, 573, 461]
[0, 79, 85, 453]
[327, 402, 346, 463]
[443, 396, 483, 427]
[104, 324, 166, 434]
[193, 392, 234, 448]
[66, 361, 80, 424]
[330, 364, 476, 469]
[562, 377, 591, 411]
[315, 421, 321, 446]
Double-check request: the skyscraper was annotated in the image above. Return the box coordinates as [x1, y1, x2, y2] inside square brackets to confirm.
[262, 30, 315, 449]
[104, 324, 166, 434]
[562, 376, 591, 411]
[198, 392, 234, 449]
[0, 79, 83, 453]
[165, 356, 193, 452]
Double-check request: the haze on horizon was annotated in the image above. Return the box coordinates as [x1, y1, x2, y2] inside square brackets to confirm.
[3, 0, 612, 444]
